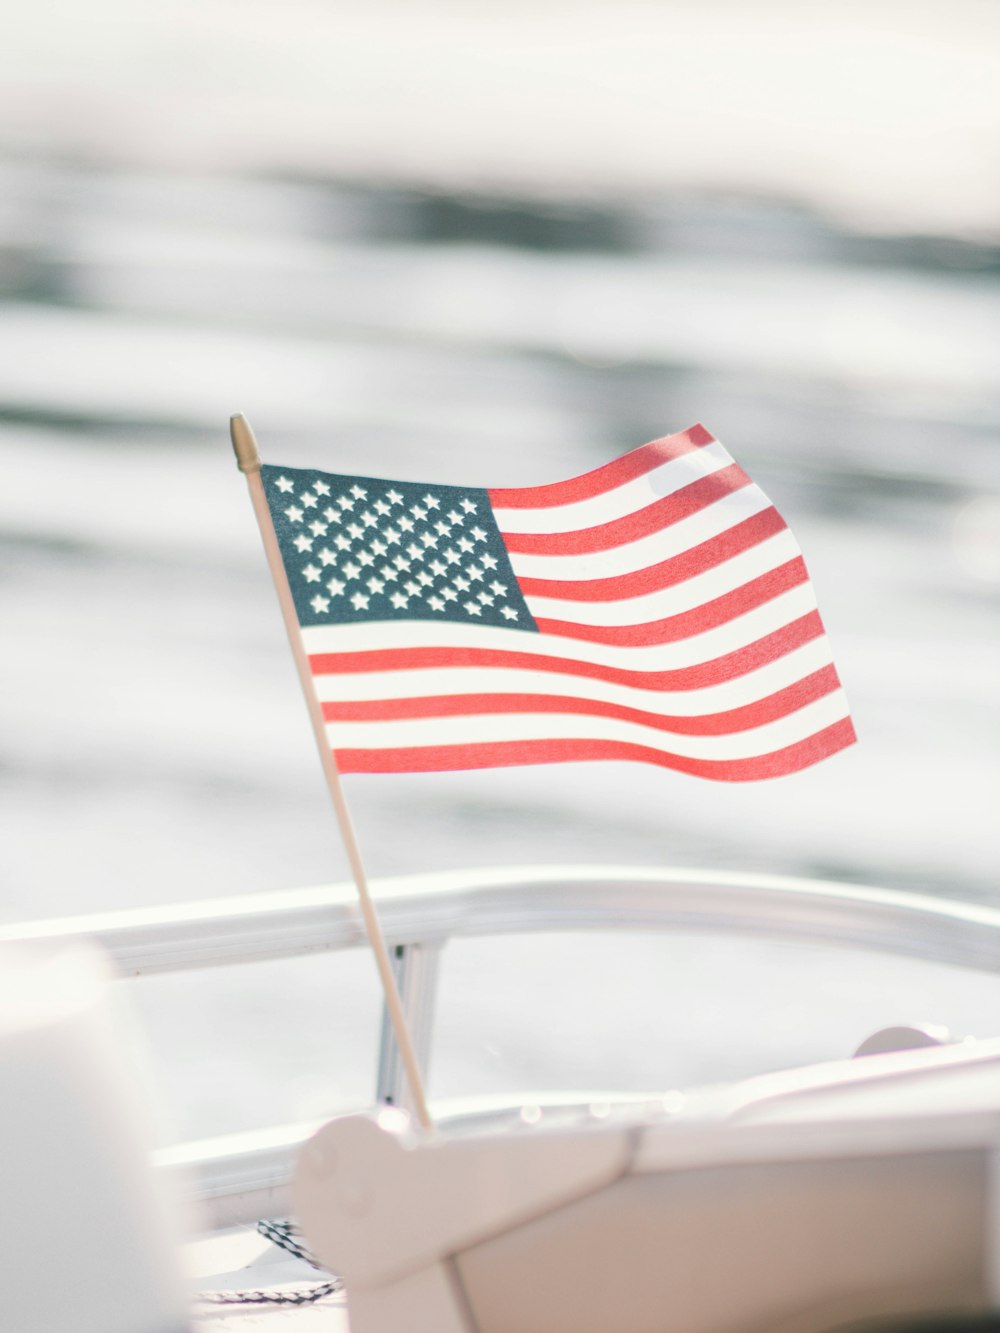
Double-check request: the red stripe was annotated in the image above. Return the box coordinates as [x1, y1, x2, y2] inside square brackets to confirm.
[488, 424, 715, 510]
[534, 559, 808, 647]
[322, 664, 841, 736]
[334, 716, 857, 779]
[308, 611, 827, 693]
[501, 464, 750, 556]
[517, 507, 788, 603]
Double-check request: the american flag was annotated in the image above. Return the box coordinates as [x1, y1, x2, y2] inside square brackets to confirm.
[262, 424, 855, 780]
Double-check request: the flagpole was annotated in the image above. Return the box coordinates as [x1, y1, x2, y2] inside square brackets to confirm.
[230, 413, 434, 1133]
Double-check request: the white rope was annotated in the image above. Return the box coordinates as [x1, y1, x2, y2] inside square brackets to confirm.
[194, 1219, 343, 1308]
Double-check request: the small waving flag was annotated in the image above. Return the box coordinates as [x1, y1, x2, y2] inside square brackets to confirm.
[262, 425, 855, 780]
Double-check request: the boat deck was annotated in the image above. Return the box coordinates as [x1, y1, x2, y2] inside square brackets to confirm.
[198, 1305, 347, 1331]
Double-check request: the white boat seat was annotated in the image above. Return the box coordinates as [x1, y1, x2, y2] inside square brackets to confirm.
[0, 942, 191, 1333]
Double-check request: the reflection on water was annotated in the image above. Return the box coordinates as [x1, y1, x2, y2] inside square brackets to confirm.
[2, 161, 997, 912]
[1, 161, 998, 1134]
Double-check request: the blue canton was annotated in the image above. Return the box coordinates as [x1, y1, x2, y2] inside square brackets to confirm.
[262, 464, 537, 632]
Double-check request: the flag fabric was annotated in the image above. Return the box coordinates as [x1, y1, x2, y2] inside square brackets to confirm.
[261, 424, 855, 780]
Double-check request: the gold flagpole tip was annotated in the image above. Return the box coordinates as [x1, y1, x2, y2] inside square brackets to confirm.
[230, 413, 262, 473]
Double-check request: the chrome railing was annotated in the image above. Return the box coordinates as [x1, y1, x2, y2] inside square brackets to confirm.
[5, 866, 1000, 1227]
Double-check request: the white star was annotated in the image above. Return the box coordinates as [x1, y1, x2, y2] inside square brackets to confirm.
[374, 499, 391, 517]
[275, 476, 294, 493]
[343, 561, 361, 580]
[338, 495, 354, 511]
[384, 527, 401, 545]
[471, 526, 487, 542]
[429, 559, 447, 577]
[490, 580, 508, 596]
[423, 493, 440, 510]
[420, 531, 438, 548]
[464, 600, 483, 616]
[457, 536, 474, 554]
[466, 564, 484, 582]
[293, 534, 313, 553]
[347, 522, 364, 541]
[417, 569, 434, 587]
[351, 591, 370, 610]
[428, 595, 445, 611]
[442, 586, 458, 602]
[314, 480, 331, 496]
[380, 565, 399, 582]
[406, 542, 423, 561]
[303, 564, 321, 583]
[309, 521, 328, 537]
[403, 579, 420, 596]
[326, 578, 346, 596]
[398, 515, 415, 533]
[310, 594, 330, 613]
[334, 533, 352, 551]
[285, 505, 304, 523]
[410, 504, 427, 521]
[387, 488, 404, 505]
[447, 509, 463, 525]
[477, 590, 494, 606]
[461, 498, 477, 514]
[318, 547, 337, 566]
[366, 576, 385, 594]
[371, 538, 388, 557]
[390, 591, 408, 610]
[393, 555, 411, 572]
[454, 574, 471, 592]
[361, 510, 378, 528]
[357, 550, 375, 567]
[481, 554, 498, 570]
[443, 547, 460, 565]
[500, 606, 519, 621]
[301, 492, 318, 509]
[434, 520, 451, 537]
[350, 484, 367, 500]
[323, 507, 340, 523]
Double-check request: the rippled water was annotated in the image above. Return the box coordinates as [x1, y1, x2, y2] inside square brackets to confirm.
[2, 162, 998, 1137]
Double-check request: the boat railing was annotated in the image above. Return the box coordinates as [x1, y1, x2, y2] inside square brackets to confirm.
[5, 865, 1000, 1228]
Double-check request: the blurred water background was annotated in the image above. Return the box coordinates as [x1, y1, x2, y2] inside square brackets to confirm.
[1, 1, 998, 1143]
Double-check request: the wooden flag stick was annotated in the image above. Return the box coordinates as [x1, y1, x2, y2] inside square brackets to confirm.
[230, 413, 434, 1132]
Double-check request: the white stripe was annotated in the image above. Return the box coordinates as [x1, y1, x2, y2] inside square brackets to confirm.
[491, 439, 734, 534]
[312, 637, 838, 716]
[325, 690, 851, 760]
[302, 583, 820, 672]
[506, 485, 774, 583]
[524, 530, 802, 627]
